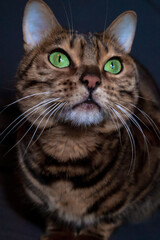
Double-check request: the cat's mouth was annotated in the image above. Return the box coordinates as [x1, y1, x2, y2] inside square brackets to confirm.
[73, 99, 101, 111]
[62, 98, 104, 126]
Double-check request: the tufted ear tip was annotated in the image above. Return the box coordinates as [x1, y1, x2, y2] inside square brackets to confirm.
[23, 0, 62, 52]
[105, 11, 137, 53]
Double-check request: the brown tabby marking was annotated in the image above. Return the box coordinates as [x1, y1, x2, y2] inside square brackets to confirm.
[14, 0, 160, 239]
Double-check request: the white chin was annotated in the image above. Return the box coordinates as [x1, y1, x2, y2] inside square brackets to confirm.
[61, 105, 104, 127]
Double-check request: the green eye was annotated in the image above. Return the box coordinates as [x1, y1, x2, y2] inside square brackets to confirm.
[49, 51, 70, 68]
[104, 58, 122, 74]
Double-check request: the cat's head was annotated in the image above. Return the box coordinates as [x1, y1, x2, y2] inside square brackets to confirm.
[16, 0, 138, 129]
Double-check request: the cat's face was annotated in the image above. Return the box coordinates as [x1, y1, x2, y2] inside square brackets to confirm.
[16, 0, 138, 129]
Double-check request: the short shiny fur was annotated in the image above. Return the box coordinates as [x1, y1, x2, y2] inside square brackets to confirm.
[15, 1, 160, 239]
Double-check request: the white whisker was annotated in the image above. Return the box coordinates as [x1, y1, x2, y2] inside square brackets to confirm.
[3, 99, 60, 156]
[129, 103, 160, 140]
[61, 0, 72, 38]
[15, 98, 61, 135]
[111, 107, 136, 174]
[0, 91, 54, 114]
[107, 106, 122, 143]
[23, 102, 61, 155]
[1, 99, 52, 136]
[137, 95, 155, 102]
[32, 102, 67, 146]
[0, 98, 60, 144]
[117, 103, 149, 130]
[116, 104, 150, 159]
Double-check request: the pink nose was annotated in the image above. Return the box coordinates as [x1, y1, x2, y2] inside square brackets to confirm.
[82, 75, 101, 89]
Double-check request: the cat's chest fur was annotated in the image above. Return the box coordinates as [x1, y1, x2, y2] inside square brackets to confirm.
[39, 126, 102, 161]
[42, 181, 97, 225]
[19, 125, 128, 224]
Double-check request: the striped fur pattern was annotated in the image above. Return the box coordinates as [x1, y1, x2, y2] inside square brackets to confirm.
[15, 1, 160, 239]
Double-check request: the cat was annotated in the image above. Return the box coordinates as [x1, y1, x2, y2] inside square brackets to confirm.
[14, 0, 160, 239]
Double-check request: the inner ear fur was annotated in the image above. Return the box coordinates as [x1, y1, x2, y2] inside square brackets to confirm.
[104, 11, 137, 53]
[23, 0, 62, 52]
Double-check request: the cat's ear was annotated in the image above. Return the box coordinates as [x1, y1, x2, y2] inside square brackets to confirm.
[23, 0, 62, 52]
[105, 11, 137, 53]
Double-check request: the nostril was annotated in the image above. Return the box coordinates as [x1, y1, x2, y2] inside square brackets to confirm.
[96, 81, 100, 86]
[84, 80, 89, 86]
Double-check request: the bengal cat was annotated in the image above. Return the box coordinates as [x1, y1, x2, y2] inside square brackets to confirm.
[14, 0, 160, 239]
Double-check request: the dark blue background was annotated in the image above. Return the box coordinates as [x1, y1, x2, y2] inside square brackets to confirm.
[0, 0, 160, 239]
